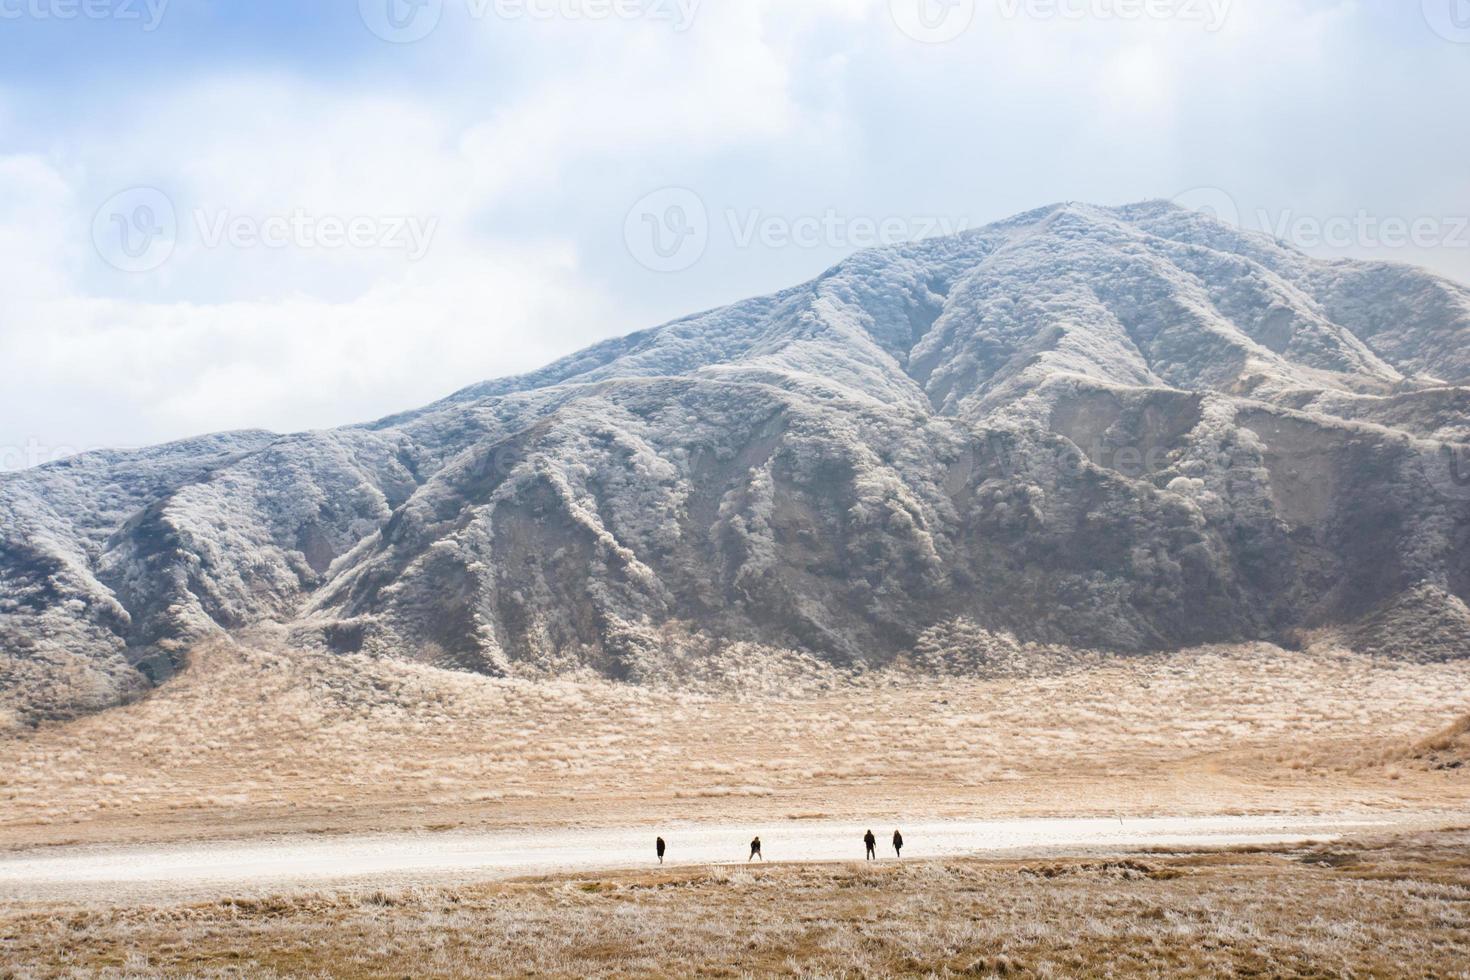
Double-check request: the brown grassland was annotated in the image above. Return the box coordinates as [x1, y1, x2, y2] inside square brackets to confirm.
[1, 639, 1467, 850]
[1, 637, 1467, 977]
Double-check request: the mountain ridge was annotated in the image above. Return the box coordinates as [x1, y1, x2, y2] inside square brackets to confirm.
[4, 199, 1469, 727]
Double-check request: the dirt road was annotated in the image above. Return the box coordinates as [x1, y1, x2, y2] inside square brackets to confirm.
[0, 811, 1441, 903]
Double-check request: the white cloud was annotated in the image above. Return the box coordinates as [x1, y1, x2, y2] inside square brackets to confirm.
[0, 3, 891, 465]
[0, 121, 615, 459]
[1, 247, 615, 451]
[0, 154, 79, 300]
[2, 0, 1467, 467]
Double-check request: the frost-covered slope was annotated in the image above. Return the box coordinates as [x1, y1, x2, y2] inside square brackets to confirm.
[5, 201, 1470, 725]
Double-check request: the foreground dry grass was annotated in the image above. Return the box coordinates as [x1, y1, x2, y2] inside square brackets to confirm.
[3, 830, 1469, 978]
[2, 640, 1468, 848]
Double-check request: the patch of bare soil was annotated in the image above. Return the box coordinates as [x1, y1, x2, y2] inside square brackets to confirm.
[1405, 714, 1470, 771]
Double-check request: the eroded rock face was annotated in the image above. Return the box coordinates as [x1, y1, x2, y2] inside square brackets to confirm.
[4, 201, 1470, 723]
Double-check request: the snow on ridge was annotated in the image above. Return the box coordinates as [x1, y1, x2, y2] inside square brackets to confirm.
[5, 199, 1470, 724]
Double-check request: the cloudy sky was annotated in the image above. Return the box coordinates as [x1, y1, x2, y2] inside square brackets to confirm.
[2, 0, 1467, 468]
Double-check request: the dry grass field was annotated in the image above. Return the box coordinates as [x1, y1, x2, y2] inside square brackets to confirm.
[1, 637, 1467, 850]
[2, 638, 1468, 977]
[3, 830, 1469, 978]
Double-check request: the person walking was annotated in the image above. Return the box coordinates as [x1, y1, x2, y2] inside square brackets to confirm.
[749, 836, 763, 861]
[656, 836, 666, 865]
[864, 829, 877, 861]
[892, 829, 904, 858]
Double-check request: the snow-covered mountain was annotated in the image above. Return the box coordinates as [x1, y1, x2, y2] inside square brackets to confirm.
[5, 200, 1470, 725]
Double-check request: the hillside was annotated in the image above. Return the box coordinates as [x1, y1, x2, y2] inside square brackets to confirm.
[4, 200, 1470, 725]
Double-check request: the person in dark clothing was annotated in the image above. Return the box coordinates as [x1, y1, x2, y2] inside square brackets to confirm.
[864, 829, 877, 860]
[656, 836, 666, 865]
[892, 829, 904, 858]
[749, 836, 763, 861]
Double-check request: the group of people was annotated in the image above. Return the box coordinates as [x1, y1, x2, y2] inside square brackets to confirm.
[865, 828, 903, 860]
[653, 829, 904, 865]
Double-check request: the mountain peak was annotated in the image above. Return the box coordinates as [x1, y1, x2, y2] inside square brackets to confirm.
[4, 199, 1469, 725]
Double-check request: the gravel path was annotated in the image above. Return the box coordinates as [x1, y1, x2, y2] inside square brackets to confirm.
[0, 812, 1429, 903]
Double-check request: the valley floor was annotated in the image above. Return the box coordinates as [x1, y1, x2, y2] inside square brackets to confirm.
[1, 640, 1467, 975]
[2, 829, 1468, 978]
[0, 811, 1445, 904]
